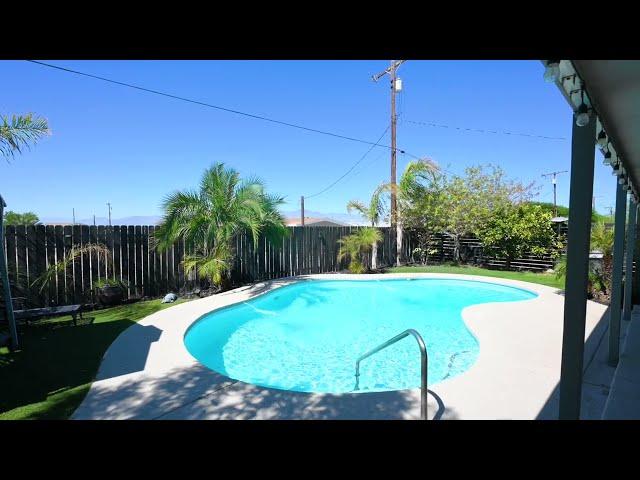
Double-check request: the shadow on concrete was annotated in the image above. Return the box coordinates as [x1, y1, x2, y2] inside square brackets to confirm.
[74, 361, 459, 420]
[536, 306, 612, 419]
[96, 323, 163, 380]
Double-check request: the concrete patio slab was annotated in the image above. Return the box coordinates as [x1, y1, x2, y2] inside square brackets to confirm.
[602, 306, 640, 419]
[72, 273, 609, 420]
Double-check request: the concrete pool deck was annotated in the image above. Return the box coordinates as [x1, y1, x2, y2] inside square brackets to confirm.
[72, 273, 609, 420]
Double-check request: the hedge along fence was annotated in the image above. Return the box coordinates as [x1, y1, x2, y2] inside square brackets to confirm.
[1, 225, 414, 309]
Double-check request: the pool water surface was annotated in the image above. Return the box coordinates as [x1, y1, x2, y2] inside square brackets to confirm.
[184, 278, 537, 393]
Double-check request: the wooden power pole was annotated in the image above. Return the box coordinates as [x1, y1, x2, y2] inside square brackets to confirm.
[542, 170, 569, 217]
[300, 196, 305, 226]
[372, 60, 404, 229]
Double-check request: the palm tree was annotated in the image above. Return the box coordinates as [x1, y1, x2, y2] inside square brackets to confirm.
[388, 158, 440, 266]
[337, 227, 383, 274]
[346, 183, 387, 269]
[32, 243, 111, 294]
[153, 163, 288, 289]
[1, 114, 50, 160]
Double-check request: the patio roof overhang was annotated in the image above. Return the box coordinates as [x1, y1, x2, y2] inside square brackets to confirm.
[543, 60, 640, 202]
[543, 60, 640, 419]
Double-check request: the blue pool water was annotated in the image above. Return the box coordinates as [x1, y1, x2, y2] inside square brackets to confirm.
[184, 278, 537, 393]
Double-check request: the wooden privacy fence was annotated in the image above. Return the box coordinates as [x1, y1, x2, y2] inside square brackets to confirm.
[1, 225, 413, 309]
[407, 231, 560, 272]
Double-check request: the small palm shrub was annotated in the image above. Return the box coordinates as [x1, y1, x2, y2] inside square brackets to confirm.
[337, 227, 383, 274]
[32, 243, 111, 294]
[153, 163, 288, 290]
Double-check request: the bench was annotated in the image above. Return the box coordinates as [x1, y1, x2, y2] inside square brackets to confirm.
[13, 304, 85, 326]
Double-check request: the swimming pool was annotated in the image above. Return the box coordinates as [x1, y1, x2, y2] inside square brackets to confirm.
[184, 278, 537, 394]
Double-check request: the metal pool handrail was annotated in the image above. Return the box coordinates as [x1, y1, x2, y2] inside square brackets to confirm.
[354, 328, 429, 420]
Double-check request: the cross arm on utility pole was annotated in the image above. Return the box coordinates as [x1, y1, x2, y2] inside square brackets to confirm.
[371, 60, 405, 82]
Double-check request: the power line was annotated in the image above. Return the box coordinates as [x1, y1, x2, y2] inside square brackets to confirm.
[349, 142, 390, 178]
[305, 125, 391, 199]
[406, 119, 566, 141]
[26, 60, 406, 154]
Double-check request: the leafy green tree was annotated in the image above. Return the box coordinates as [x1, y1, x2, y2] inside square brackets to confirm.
[337, 227, 383, 273]
[1, 113, 50, 160]
[590, 221, 614, 295]
[478, 204, 559, 269]
[3, 211, 40, 226]
[439, 165, 536, 262]
[526, 201, 569, 217]
[154, 163, 288, 289]
[347, 183, 387, 269]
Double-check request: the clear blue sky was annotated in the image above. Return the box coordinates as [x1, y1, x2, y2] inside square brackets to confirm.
[0, 60, 615, 221]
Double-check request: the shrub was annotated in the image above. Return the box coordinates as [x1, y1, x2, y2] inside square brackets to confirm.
[337, 227, 383, 274]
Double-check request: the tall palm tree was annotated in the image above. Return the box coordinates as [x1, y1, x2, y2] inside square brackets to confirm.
[153, 163, 287, 289]
[387, 158, 440, 266]
[346, 183, 387, 269]
[1, 114, 50, 160]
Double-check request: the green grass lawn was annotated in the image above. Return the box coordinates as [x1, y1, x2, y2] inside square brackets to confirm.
[0, 298, 190, 420]
[387, 264, 565, 289]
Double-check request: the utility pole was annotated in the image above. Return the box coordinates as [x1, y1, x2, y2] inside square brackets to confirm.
[606, 206, 614, 219]
[592, 195, 602, 212]
[72, 208, 75, 225]
[542, 170, 569, 217]
[107, 202, 112, 227]
[300, 196, 305, 226]
[93, 214, 96, 226]
[372, 60, 405, 229]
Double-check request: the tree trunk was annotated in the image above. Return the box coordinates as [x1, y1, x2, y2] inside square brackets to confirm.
[371, 241, 378, 271]
[396, 222, 403, 267]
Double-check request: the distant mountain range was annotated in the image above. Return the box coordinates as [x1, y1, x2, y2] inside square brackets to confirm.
[41, 216, 163, 226]
[279, 210, 373, 226]
[40, 210, 375, 226]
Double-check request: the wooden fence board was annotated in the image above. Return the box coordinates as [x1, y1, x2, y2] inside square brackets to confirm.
[14, 225, 27, 304]
[98, 225, 107, 281]
[134, 226, 142, 297]
[71, 225, 83, 304]
[127, 226, 136, 298]
[120, 226, 129, 296]
[112, 226, 121, 283]
[34, 225, 47, 306]
[54, 225, 67, 305]
[147, 226, 156, 296]
[4, 226, 17, 303]
[26, 225, 37, 296]
[142, 226, 149, 297]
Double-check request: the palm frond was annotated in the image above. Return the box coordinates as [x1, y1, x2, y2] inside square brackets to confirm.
[0, 114, 50, 160]
[31, 243, 110, 293]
